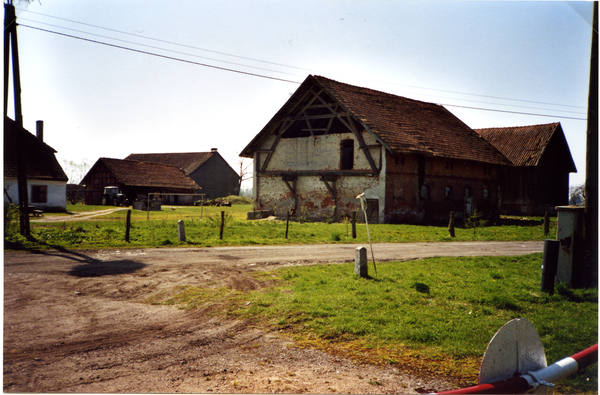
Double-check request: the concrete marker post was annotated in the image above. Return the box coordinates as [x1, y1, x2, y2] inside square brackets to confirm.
[178, 220, 186, 242]
[355, 246, 368, 278]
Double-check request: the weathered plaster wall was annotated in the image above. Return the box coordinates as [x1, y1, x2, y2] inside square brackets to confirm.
[254, 131, 385, 221]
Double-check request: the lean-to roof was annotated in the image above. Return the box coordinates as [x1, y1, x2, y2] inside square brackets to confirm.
[125, 152, 214, 175]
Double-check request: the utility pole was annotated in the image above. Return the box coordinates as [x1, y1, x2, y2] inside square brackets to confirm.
[584, 2, 598, 288]
[4, 1, 30, 236]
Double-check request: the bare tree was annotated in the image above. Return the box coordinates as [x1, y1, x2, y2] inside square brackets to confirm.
[569, 184, 585, 205]
[237, 156, 253, 196]
[62, 159, 91, 184]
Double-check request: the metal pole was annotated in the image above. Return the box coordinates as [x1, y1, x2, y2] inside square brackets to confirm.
[357, 193, 376, 276]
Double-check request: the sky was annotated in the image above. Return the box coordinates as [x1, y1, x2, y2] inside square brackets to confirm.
[5, 1, 595, 188]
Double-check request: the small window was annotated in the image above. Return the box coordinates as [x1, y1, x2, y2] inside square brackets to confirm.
[341, 139, 354, 170]
[483, 186, 490, 200]
[465, 187, 472, 198]
[420, 185, 430, 200]
[445, 186, 453, 200]
[446, 161, 454, 170]
[394, 157, 399, 165]
[31, 185, 48, 203]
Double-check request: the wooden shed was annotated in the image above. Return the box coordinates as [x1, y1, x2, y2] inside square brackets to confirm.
[81, 158, 200, 205]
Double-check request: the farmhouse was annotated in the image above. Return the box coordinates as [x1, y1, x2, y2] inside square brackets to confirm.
[126, 149, 240, 199]
[240, 75, 512, 223]
[80, 158, 200, 205]
[4, 118, 68, 212]
[475, 122, 576, 216]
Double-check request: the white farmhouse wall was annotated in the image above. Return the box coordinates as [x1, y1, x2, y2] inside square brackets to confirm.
[3, 178, 66, 211]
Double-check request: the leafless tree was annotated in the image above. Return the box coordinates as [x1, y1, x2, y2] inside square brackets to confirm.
[62, 159, 91, 184]
[569, 184, 585, 205]
[237, 156, 253, 195]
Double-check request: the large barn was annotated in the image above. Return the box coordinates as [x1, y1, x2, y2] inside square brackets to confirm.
[240, 75, 513, 223]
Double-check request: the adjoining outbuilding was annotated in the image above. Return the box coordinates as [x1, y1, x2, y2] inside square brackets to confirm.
[475, 123, 576, 216]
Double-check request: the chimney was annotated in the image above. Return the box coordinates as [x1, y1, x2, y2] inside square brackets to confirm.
[211, 148, 218, 152]
[36, 120, 44, 142]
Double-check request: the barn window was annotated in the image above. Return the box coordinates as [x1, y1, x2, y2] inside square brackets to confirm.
[445, 186, 453, 200]
[341, 139, 354, 170]
[420, 184, 430, 200]
[31, 185, 47, 203]
[483, 186, 490, 200]
[465, 187, 472, 198]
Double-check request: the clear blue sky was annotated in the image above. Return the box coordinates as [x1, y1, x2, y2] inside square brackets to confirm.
[6, 1, 594, 187]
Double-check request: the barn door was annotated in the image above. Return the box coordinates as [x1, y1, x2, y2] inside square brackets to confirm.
[366, 199, 379, 224]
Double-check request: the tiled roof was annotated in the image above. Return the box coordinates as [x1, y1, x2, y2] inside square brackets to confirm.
[125, 152, 214, 175]
[93, 158, 200, 189]
[241, 75, 510, 165]
[4, 117, 68, 181]
[474, 123, 562, 167]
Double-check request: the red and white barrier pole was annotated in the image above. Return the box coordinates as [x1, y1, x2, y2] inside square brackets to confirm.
[437, 344, 598, 395]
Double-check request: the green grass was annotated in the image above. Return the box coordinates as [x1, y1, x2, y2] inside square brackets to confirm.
[6, 204, 556, 250]
[157, 254, 598, 393]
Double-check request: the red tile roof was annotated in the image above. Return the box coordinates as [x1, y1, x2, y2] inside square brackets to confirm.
[125, 152, 214, 175]
[474, 123, 562, 167]
[93, 158, 200, 189]
[241, 75, 510, 165]
[4, 117, 68, 181]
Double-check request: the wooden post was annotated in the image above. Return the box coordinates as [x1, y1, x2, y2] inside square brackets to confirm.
[219, 211, 225, 240]
[448, 211, 456, 237]
[544, 210, 550, 237]
[285, 211, 289, 239]
[351, 211, 357, 239]
[125, 209, 131, 242]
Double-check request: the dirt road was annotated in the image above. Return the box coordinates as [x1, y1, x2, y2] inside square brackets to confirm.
[31, 208, 128, 223]
[4, 241, 542, 393]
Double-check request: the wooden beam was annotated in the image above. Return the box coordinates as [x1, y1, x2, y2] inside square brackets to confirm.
[343, 116, 380, 174]
[320, 176, 337, 218]
[260, 170, 375, 177]
[260, 118, 293, 172]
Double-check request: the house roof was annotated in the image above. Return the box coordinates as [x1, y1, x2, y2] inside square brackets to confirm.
[84, 158, 200, 189]
[240, 75, 510, 165]
[4, 117, 69, 182]
[125, 152, 215, 175]
[475, 122, 576, 171]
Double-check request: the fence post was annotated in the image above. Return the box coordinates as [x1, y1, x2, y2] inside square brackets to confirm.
[541, 239, 559, 294]
[544, 210, 550, 236]
[285, 211, 289, 239]
[219, 211, 225, 240]
[351, 211, 357, 239]
[448, 211, 455, 237]
[178, 219, 186, 242]
[355, 246, 368, 278]
[125, 209, 131, 242]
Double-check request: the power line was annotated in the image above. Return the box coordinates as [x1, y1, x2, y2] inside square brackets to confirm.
[17, 7, 588, 112]
[18, 17, 304, 78]
[19, 24, 301, 85]
[442, 103, 587, 121]
[17, 23, 588, 121]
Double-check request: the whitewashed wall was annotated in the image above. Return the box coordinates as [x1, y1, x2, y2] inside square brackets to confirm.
[4, 178, 67, 211]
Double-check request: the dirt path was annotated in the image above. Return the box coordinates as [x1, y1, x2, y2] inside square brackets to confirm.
[4, 241, 543, 393]
[31, 207, 129, 223]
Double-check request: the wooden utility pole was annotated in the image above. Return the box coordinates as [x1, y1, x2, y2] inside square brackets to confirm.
[584, 1, 598, 287]
[4, 1, 30, 236]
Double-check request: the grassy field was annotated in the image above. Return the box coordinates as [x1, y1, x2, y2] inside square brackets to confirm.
[153, 254, 598, 393]
[6, 203, 556, 250]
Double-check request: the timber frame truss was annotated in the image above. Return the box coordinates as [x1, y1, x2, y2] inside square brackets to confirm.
[256, 85, 385, 216]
